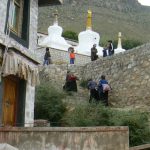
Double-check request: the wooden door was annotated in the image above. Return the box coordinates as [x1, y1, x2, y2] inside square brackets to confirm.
[2, 76, 19, 126]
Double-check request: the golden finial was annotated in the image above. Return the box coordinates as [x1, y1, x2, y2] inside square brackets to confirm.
[86, 10, 92, 30]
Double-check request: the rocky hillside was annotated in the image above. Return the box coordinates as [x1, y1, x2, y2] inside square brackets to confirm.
[38, 0, 150, 43]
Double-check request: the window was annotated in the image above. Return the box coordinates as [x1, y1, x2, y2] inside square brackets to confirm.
[5, 0, 30, 48]
[9, 0, 23, 36]
[12, 0, 20, 32]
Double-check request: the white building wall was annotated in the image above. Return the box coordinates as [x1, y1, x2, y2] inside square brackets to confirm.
[24, 82, 35, 127]
[0, 0, 7, 34]
[29, 0, 38, 53]
[0, 0, 39, 127]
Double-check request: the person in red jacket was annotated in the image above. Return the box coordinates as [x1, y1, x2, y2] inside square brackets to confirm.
[69, 47, 75, 64]
[63, 71, 78, 92]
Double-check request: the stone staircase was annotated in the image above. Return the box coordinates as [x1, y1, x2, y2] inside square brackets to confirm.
[62, 82, 89, 108]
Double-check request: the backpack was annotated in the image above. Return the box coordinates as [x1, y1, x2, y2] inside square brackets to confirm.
[102, 84, 111, 92]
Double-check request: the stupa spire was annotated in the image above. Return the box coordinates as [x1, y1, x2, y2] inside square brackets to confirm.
[117, 32, 122, 49]
[86, 10, 92, 30]
[53, 9, 58, 25]
[114, 32, 125, 54]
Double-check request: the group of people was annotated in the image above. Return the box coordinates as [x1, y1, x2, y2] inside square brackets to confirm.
[103, 40, 114, 57]
[87, 75, 111, 106]
[43, 40, 114, 65]
[91, 40, 114, 61]
[43, 47, 76, 66]
[63, 71, 111, 106]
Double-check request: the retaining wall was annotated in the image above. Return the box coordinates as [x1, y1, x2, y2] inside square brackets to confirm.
[0, 127, 129, 150]
[82, 43, 150, 107]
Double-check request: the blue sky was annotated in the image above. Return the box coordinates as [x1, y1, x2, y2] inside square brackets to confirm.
[138, 0, 150, 6]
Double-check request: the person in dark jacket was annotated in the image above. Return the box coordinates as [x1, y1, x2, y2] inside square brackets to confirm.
[103, 47, 108, 57]
[87, 79, 99, 103]
[107, 40, 114, 56]
[43, 47, 51, 65]
[91, 44, 98, 61]
[98, 75, 110, 106]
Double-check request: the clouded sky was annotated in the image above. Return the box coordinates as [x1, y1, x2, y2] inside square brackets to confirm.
[138, 0, 150, 6]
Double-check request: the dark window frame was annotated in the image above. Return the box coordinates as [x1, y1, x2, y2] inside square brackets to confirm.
[5, 0, 30, 48]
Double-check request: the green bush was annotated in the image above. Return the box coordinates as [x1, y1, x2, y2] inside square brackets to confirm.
[63, 103, 150, 146]
[34, 82, 67, 126]
[111, 111, 150, 147]
[62, 30, 78, 41]
[63, 103, 113, 127]
[101, 39, 143, 50]
[113, 39, 143, 50]
[79, 79, 89, 89]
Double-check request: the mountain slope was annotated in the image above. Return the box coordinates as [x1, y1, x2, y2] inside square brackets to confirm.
[38, 0, 150, 43]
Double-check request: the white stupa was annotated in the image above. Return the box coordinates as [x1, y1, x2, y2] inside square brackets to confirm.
[39, 10, 71, 51]
[114, 32, 126, 54]
[75, 10, 103, 56]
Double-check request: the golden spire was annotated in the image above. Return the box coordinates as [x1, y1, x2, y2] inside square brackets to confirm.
[86, 10, 92, 30]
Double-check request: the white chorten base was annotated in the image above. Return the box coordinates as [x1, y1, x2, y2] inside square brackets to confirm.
[39, 37, 71, 51]
[115, 48, 126, 54]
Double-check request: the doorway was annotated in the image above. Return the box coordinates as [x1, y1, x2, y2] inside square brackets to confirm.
[2, 75, 26, 126]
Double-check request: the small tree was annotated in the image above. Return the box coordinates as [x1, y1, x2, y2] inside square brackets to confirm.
[34, 82, 67, 126]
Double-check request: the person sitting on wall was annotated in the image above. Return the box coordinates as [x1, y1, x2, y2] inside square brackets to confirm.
[43, 47, 52, 65]
[87, 79, 99, 103]
[69, 47, 75, 64]
[91, 44, 98, 61]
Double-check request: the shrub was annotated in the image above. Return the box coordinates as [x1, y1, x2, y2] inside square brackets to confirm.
[111, 111, 150, 147]
[62, 30, 78, 41]
[113, 39, 143, 50]
[79, 79, 89, 89]
[62, 103, 150, 146]
[101, 39, 143, 50]
[63, 103, 112, 127]
[34, 82, 67, 126]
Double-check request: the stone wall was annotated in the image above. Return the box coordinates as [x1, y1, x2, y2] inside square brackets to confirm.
[82, 43, 150, 107]
[40, 43, 150, 108]
[36, 47, 91, 65]
[39, 64, 83, 89]
[0, 127, 129, 150]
